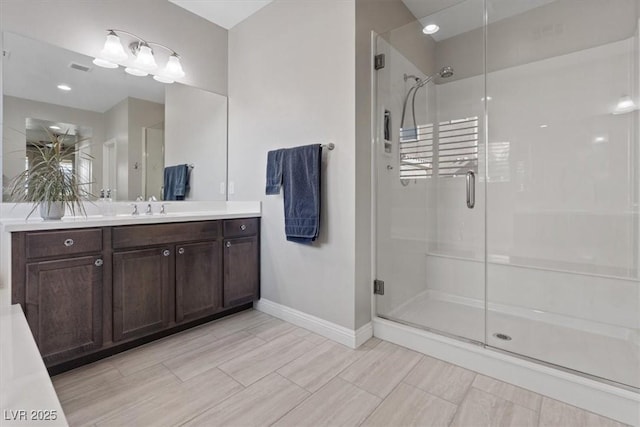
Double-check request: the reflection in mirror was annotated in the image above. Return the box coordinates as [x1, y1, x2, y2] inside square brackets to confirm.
[25, 118, 94, 197]
[2, 31, 228, 202]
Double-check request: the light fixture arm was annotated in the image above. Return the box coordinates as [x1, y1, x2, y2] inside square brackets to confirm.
[108, 29, 179, 57]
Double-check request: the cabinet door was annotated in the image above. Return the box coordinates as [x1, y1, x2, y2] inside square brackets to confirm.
[25, 256, 103, 365]
[223, 236, 259, 307]
[113, 247, 171, 341]
[176, 240, 223, 323]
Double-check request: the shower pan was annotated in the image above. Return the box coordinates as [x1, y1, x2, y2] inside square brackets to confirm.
[373, 0, 639, 420]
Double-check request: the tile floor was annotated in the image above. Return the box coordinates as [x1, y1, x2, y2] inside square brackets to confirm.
[52, 309, 628, 427]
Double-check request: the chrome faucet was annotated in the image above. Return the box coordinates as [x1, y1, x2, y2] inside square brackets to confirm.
[160, 204, 166, 215]
[145, 203, 153, 215]
[148, 196, 157, 202]
[130, 204, 139, 216]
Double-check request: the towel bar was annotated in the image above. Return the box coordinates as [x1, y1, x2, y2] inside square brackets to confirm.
[321, 143, 335, 151]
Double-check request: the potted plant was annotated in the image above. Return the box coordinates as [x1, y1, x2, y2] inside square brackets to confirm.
[7, 128, 93, 220]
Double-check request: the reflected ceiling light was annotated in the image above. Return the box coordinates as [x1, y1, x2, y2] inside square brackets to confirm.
[539, 124, 548, 128]
[481, 96, 492, 101]
[93, 29, 185, 84]
[594, 136, 607, 143]
[57, 84, 71, 91]
[422, 24, 439, 35]
[613, 95, 636, 114]
[49, 125, 61, 130]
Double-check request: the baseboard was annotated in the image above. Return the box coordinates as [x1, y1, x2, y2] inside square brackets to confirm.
[374, 317, 640, 426]
[254, 299, 372, 349]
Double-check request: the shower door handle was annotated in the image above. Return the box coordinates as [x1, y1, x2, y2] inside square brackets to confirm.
[466, 171, 475, 209]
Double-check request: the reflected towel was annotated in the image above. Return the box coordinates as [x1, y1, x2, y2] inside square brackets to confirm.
[163, 164, 190, 200]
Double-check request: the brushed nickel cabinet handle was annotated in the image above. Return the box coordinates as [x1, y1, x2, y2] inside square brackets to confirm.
[178, 248, 185, 255]
[94, 259, 104, 267]
[226, 241, 231, 248]
[163, 249, 170, 257]
[240, 224, 247, 231]
[64, 238, 74, 247]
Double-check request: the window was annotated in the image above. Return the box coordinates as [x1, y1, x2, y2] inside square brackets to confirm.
[399, 116, 479, 180]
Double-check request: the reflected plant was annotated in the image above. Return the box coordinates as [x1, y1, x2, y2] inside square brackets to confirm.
[7, 127, 94, 218]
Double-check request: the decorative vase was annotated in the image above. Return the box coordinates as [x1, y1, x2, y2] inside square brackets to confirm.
[39, 202, 65, 220]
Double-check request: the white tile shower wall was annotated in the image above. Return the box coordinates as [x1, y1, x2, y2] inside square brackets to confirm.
[436, 37, 639, 276]
[227, 0, 357, 329]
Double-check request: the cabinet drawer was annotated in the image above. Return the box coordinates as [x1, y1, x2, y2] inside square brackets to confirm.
[112, 221, 220, 249]
[223, 218, 259, 238]
[26, 228, 102, 259]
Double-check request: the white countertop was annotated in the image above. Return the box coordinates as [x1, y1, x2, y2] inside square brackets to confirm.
[0, 201, 261, 232]
[0, 305, 68, 426]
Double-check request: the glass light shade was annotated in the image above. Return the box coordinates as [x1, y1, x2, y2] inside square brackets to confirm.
[163, 55, 185, 79]
[133, 45, 157, 72]
[92, 57, 118, 68]
[100, 33, 128, 63]
[124, 67, 148, 77]
[153, 75, 174, 84]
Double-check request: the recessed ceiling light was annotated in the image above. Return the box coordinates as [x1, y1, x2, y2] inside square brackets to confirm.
[539, 124, 548, 128]
[613, 95, 636, 115]
[423, 24, 439, 35]
[49, 125, 61, 130]
[57, 84, 71, 91]
[594, 136, 607, 143]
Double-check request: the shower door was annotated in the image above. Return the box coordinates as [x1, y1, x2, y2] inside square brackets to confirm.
[374, 1, 486, 343]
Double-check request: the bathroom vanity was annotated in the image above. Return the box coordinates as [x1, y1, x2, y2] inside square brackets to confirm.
[3, 203, 260, 373]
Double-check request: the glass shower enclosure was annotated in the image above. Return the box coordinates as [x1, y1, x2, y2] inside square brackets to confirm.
[374, 0, 639, 390]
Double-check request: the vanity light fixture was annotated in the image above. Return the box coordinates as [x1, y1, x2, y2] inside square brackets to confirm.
[92, 29, 185, 83]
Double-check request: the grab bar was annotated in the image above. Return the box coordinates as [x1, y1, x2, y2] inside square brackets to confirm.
[466, 170, 475, 209]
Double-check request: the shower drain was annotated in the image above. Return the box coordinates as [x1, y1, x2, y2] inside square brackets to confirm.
[493, 333, 512, 341]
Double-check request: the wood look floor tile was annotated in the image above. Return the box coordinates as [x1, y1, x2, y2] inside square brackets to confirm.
[52, 360, 123, 402]
[451, 387, 538, 427]
[361, 337, 382, 349]
[472, 374, 542, 411]
[277, 340, 366, 392]
[361, 382, 457, 427]
[403, 355, 476, 404]
[163, 331, 266, 381]
[273, 377, 381, 427]
[60, 364, 181, 426]
[291, 329, 328, 345]
[96, 368, 243, 427]
[182, 373, 309, 427]
[245, 317, 297, 341]
[218, 333, 317, 386]
[107, 324, 221, 376]
[339, 341, 422, 398]
[208, 309, 273, 338]
[539, 397, 628, 427]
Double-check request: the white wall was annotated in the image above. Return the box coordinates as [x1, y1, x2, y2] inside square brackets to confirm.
[165, 84, 227, 201]
[104, 99, 130, 201]
[228, 0, 356, 329]
[128, 98, 164, 200]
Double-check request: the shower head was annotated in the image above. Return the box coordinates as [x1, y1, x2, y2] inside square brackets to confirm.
[439, 66, 454, 78]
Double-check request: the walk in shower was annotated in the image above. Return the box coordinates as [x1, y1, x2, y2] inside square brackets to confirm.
[374, 0, 639, 392]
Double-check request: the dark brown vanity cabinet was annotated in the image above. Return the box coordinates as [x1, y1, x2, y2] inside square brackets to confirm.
[176, 240, 223, 323]
[13, 229, 104, 365]
[11, 218, 259, 369]
[112, 247, 172, 341]
[223, 218, 260, 307]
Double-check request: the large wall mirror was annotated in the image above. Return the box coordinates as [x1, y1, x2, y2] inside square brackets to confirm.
[2, 31, 228, 202]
